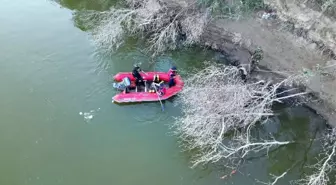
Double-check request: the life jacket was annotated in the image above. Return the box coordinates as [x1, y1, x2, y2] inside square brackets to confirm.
[168, 76, 175, 87]
[168, 69, 176, 77]
[132, 67, 142, 80]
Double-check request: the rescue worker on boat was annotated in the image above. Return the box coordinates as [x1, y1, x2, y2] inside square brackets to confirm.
[151, 79, 166, 96]
[168, 73, 176, 87]
[132, 64, 145, 90]
[149, 74, 164, 93]
[166, 66, 177, 88]
[168, 66, 177, 77]
[153, 74, 161, 84]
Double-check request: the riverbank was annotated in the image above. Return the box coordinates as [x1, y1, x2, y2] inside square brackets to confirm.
[62, 0, 336, 126]
[200, 10, 336, 126]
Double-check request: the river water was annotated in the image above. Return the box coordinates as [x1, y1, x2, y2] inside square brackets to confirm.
[0, 0, 330, 185]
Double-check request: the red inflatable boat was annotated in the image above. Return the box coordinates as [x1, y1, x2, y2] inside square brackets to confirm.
[112, 72, 184, 103]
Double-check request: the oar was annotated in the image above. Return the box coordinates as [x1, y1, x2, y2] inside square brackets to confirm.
[141, 70, 148, 76]
[144, 80, 147, 92]
[153, 84, 165, 112]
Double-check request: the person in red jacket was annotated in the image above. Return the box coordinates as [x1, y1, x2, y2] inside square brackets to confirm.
[167, 66, 177, 77]
[168, 73, 176, 87]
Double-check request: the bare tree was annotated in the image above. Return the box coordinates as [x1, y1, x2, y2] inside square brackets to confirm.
[293, 128, 336, 185]
[75, 0, 210, 55]
[172, 62, 307, 170]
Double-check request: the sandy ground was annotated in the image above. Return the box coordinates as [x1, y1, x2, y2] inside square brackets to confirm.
[200, 17, 336, 126]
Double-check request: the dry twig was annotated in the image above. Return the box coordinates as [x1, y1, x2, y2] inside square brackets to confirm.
[293, 128, 336, 185]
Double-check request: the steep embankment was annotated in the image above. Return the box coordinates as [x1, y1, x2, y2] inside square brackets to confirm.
[200, 0, 336, 125]
[264, 0, 336, 57]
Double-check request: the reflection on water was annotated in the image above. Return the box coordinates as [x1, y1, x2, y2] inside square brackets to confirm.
[179, 104, 328, 184]
[56, 0, 117, 11]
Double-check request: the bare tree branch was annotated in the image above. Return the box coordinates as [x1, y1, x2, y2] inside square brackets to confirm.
[293, 128, 336, 185]
[256, 171, 288, 185]
[75, 0, 210, 55]
[172, 62, 306, 169]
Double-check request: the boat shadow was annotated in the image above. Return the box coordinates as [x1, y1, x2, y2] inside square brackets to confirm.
[112, 95, 179, 106]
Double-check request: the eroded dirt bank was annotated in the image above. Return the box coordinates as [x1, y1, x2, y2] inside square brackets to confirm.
[199, 5, 336, 126]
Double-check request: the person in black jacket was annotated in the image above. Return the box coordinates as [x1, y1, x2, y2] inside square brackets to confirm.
[132, 64, 145, 87]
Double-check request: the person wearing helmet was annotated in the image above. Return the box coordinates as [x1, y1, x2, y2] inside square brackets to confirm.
[132, 64, 145, 88]
[168, 66, 177, 77]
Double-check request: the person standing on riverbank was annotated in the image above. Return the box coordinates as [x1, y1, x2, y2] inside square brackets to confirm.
[250, 47, 264, 72]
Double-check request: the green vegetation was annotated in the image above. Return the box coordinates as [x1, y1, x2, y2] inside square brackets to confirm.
[198, 0, 264, 18]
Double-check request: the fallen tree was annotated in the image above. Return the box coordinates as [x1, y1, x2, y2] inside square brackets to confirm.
[172, 61, 308, 182]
